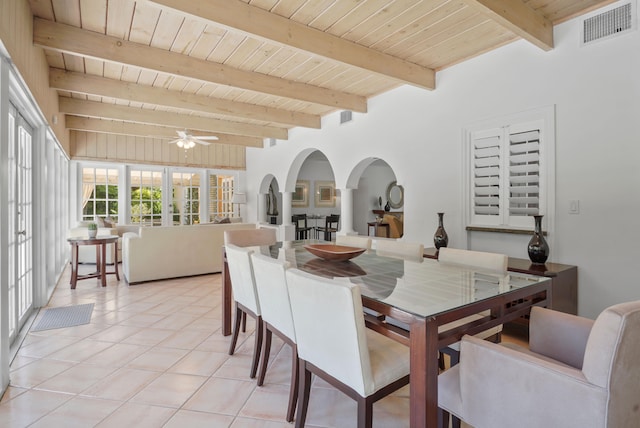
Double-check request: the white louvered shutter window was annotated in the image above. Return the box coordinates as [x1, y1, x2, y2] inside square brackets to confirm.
[506, 120, 543, 227]
[471, 129, 503, 226]
[465, 109, 553, 230]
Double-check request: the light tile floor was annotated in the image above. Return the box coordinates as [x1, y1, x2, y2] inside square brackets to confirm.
[1, 264, 523, 427]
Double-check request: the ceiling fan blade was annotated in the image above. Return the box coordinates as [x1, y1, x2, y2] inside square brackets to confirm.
[177, 130, 188, 139]
[168, 138, 182, 144]
[192, 138, 211, 146]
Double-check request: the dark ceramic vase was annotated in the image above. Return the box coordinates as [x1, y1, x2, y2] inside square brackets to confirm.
[433, 212, 448, 249]
[384, 201, 391, 212]
[527, 215, 549, 264]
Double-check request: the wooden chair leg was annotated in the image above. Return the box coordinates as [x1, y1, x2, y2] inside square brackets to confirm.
[241, 310, 247, 332]
[257, 324, 272, 386]
[438, 408, 449, 428]
[294, 361, 312, 428]
[286, 346, 299, 423]
[229, 304, 242, 355]
[357, 396, 374, 428]
[249, 317, 263, 379]
[452, 414, 461, 428]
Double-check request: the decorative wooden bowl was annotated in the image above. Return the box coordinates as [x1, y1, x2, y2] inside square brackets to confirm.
[304, 244, 366, 262]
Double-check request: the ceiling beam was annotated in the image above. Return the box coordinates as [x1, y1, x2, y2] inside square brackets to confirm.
[58, 97, 287, 140]
[148, 0, 436, 90]
[49, 68, 321, 129]
[65, 116, 263, 147]
[34, 18, 367, 112]
[463, 0, 554, 50]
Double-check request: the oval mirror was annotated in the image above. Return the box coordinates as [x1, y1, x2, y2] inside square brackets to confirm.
[386, 181, 404, 209]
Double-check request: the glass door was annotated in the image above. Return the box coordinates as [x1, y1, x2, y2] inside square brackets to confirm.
[7, 105, 34, 342]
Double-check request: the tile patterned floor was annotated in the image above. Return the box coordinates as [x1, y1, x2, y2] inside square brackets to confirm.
[0, 264, 511, 427]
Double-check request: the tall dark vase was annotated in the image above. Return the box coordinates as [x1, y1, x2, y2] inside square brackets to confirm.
[384, 200, 391, 212]
[527, 214, 549, 264]
[433, 212, 448, 249]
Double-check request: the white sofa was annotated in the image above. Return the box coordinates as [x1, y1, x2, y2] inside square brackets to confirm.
[68, 223, 140, 264]
[122, 222, 257, 284]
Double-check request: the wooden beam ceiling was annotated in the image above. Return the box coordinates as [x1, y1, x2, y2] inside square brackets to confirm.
[59, 98, 288, 140]
[148, 0, 436, 90]
[33, 18, 368, 112]
[463, 0, 554, 51]
[65, 116, 263, 147]
[49, 68, 321, 129]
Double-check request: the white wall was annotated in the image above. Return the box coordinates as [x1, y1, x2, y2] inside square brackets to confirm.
[246, 3, 640, 318]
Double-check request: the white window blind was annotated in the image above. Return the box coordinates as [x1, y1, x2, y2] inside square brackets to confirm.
[509, 128, 540, 217]
[472, 130, 502, 217]
[466, 108, 553, 230]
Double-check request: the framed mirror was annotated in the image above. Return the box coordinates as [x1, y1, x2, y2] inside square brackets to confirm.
[386, 181, 404, 209]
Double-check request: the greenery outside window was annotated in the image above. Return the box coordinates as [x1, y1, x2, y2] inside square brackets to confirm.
[130, 169, 163, 226]
[209, 174, 235, 221]
[172, 172, 200, 225]
[82, 167, 119, 222]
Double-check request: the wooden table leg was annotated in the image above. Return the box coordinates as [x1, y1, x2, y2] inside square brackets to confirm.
[113, 240, 120, 281]
[70, 243, 78, 289]
[100, 242, 107, 287]
[409, 317, 440, 428]
[222, 250, 232, 336]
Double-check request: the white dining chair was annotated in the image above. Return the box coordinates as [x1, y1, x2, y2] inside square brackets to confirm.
[438, 247, 508, 367]
[335, 235, 372, 250]
[250, 252, 298, 423]
[224, 228, 277, 248]
[375, 239, 424, 262]
[225, 243, 262, 379]
[285, 268, 410, 428]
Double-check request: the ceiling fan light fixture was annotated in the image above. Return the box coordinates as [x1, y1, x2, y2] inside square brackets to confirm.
[176, 140, 184, 148]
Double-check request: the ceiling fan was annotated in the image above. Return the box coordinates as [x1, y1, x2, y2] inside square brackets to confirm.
[168, 130, 218, 149]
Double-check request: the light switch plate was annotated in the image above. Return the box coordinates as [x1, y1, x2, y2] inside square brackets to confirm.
[569, 200, 580, 214]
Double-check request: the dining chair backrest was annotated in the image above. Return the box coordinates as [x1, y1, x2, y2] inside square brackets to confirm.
[225, 243, 260, 315]
[292, 214, 308, 228]
[286, 268, 374, 396]
[438, 247, 507, 273]
[335, 235, 372, 250]
[251, 253, 296, 341]
[224, 228, 277, 247]
[375, 239, 424, 263]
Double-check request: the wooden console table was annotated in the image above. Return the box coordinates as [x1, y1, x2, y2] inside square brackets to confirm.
[423, 247, 577, 316]
[367, 221, 390, 238]
[68, 235, 120, 289]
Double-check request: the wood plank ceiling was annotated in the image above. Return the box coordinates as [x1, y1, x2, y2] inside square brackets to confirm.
[29, 0, 611, 150]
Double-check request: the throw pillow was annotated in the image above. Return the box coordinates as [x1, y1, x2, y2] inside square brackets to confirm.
[95, 216, 106, 228]
[214, 217, 231, 224]
[103, 216, 114, 228]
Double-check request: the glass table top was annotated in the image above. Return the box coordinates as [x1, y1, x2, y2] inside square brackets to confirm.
[258, 240, 551, 319]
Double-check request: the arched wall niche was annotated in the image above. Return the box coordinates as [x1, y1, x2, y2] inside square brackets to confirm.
[348, 158, 401, 236]
[258, 173, 281, 224]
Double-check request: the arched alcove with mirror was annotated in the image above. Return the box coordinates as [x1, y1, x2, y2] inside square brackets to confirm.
[350, 159, 403, 238]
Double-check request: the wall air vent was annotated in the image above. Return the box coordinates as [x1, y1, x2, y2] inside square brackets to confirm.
[581, 1, 636, 45]
[340, 110, 353, 124]
[268, 138, 276, 147]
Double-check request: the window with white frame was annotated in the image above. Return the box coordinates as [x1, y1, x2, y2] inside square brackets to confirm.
[465, 107, 555, 229]
[209, 174, 235, 220]
[172, 172, 200, 225]
[130, 169, 163, 226]
[81, 167, 119, 223]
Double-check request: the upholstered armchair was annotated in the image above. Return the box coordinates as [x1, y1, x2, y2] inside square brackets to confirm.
[382, 214, 403, 238]
[438, 301, 640, 428]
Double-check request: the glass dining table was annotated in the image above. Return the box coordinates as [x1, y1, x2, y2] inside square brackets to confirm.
[221, 240, 552, 427]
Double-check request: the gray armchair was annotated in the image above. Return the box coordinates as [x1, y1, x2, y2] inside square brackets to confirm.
[438, 301, 640, 428]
